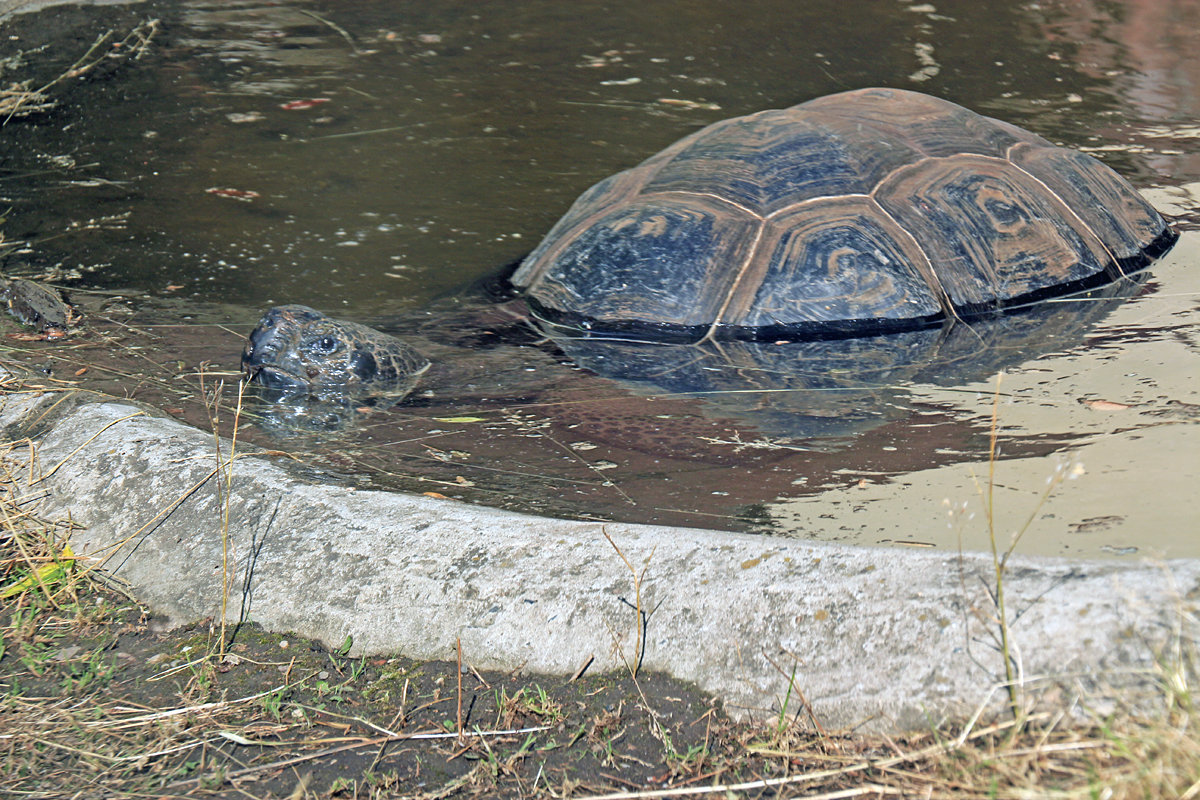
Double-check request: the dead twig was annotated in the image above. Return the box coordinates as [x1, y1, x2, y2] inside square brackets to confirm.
[2, 20, 160, 123]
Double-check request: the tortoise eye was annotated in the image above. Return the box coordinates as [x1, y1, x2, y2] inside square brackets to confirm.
[309, 335, 340, 355]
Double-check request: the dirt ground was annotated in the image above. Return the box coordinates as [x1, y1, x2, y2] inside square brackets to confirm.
[1, 583, 762, 798]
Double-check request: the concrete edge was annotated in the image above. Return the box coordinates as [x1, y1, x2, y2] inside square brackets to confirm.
[2, 389, 1197, 731]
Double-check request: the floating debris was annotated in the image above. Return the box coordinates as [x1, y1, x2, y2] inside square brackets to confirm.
[280, 98, 331, 110]
[1, 20, 160, 122]
[658, 98, 721, 111]
[205, 187, 261, 202]
[579, 51, 626, 68]
[1069, 515, 1123, 533]
[1078, 142, 1155, 155]
[1138, 123, 1200, 139]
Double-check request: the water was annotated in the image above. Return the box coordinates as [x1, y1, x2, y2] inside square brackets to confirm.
[1, 0, 1197, 558]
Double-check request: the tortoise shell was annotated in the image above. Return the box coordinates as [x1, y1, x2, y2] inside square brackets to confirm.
[511, 87, 1176, 341]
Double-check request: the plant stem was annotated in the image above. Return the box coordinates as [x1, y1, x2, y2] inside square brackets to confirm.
[218, 381, 245, 657]
[986, 375, 1019, 720]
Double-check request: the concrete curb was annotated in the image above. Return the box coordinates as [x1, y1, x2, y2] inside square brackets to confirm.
[2, 389, 1196, 731]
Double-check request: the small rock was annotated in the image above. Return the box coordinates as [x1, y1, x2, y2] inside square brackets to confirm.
[53, 645, 81, 661]
[1, 277, 76, 333]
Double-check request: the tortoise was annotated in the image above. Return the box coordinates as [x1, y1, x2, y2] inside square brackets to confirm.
[242, 87, 1176, 403]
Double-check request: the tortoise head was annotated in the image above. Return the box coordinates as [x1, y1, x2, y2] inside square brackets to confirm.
[242, 305, 430, 402]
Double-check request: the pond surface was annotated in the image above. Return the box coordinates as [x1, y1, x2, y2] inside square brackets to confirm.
[1, 0, 1197, 558]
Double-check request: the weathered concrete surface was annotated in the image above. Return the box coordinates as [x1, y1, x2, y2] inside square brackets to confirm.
[2, 389, 1197, 730]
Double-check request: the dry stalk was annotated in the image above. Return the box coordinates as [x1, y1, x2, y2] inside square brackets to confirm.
[762, 651, 827, 738]
[601, 525, 654, 678]
[962, 372, 1089, 727]
[221, 381, 245, 655]
[574, 710, 1057, 800]
[293, 8, 361, 55]
[456, 635, 465, 746]
[598, 528, 690, 764]
[79, 680, 303, 730]
[983, 374, 1019, 719]
[196, 367, 247, 658]
[160, 724, 551, 790]
[0, 439, 95, 608]
[2, 20, 160, 122]
[29, 410, 145, 485]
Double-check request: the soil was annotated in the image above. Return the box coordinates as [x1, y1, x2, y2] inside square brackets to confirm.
[0, 564, 885, 799]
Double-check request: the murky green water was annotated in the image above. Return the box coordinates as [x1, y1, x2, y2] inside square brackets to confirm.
[1, 0, 1197, 557]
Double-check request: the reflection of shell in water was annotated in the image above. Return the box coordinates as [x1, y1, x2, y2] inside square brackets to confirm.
[550, 274, 1149, 441]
